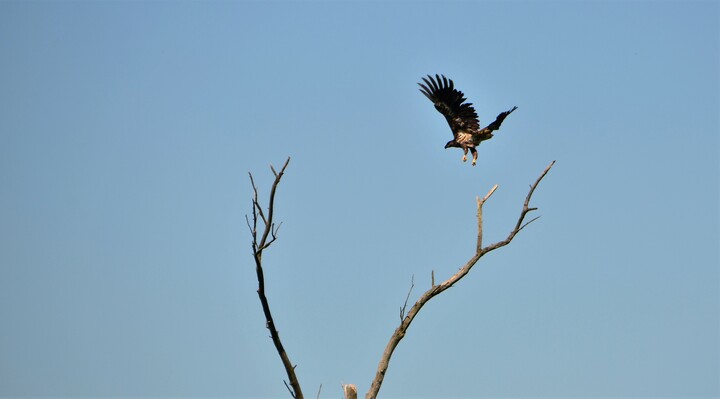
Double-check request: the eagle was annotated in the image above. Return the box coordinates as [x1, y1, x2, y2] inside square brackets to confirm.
[418, 74, 517, 166]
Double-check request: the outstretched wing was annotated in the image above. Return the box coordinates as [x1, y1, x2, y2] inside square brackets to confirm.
[483, 106, 518, 131]
[418, 74, 480, 137]
[475, 106, 519, 141]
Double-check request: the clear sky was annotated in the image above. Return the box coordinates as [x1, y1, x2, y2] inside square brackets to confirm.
[1, 1, 718, 398]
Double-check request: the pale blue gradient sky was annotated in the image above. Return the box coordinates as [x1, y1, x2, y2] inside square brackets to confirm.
[1, 1, 718, 398]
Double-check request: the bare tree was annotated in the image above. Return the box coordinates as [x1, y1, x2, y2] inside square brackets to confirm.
[365, 160, 555, 399]
[247, 157, 555, 399]
[247, 157, 302, 399]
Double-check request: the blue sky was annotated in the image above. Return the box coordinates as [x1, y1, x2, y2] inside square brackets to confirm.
[0, 1, 718, 398]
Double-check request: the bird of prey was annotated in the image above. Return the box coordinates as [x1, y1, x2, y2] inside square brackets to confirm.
[418, 74, 517, 166]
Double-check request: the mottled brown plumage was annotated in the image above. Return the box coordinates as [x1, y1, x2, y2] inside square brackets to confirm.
[418, 74, 517, 166]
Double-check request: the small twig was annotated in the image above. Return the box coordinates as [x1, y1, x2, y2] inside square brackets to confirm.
[476, 184, 499, 253]
[519, 215, 542, 232]
[245, 214, 254, 234]
[399, 275, 415, 321]
[316, 384, 322, 399]
[284, 380, 296, 399]
[481, 184, 499, 204]
[249, 172, 269, 227]
[272, 221, 284, 238]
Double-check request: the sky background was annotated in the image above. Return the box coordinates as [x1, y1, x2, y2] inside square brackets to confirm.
[0, 1, 718, 398]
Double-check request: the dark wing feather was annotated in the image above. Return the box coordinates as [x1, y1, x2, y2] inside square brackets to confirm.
[483, 106, 518, 132]
[418, 74, 480, 137]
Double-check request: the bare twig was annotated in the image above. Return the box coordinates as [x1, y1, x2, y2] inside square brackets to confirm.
[399, 275, 415, 321]
[284, 380, 294, 397]
[479, 160, 555, 256]
[476, 184, 499, 253]
[249, 173, 268, 227]
[248, 157, 303, 399]
[316, 384, 322, 399]
[365, 161, 555, 399]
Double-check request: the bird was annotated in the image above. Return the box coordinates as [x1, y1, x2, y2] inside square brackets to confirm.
[418, 74, 518, 166]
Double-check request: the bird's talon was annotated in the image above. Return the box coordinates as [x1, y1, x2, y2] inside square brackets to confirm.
[462, 155, 467, 162]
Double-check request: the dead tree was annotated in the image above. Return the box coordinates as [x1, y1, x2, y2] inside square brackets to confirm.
[246, 157, 302, 399]
[247, 157, 555, 399]
[365, 160, 555, 399]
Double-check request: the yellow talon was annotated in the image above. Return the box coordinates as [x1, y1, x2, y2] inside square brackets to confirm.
[462, 155, 467, 162]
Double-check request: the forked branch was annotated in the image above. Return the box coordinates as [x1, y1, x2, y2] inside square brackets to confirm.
[479, 160, 555, 255]
[247, 157, 303, 399]
[364, 160, 555, 399]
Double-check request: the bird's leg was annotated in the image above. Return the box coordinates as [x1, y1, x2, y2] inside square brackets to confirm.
[470, 148, 478, 166]
[462, 148, 468, 162]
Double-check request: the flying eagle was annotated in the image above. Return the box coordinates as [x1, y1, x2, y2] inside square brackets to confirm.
[418, 74, 517, 166]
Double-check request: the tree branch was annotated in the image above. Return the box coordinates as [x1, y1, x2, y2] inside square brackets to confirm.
[476, 184, 499, 253]
[364, 160, 555, 399]
[479, 160, 555, 256]
[248, 157, 303, 399]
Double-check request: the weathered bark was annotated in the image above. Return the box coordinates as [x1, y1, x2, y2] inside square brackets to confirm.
[343, 384, 358, 399]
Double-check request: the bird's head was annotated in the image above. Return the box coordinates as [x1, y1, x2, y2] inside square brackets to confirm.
[444, 140, 459, 149]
